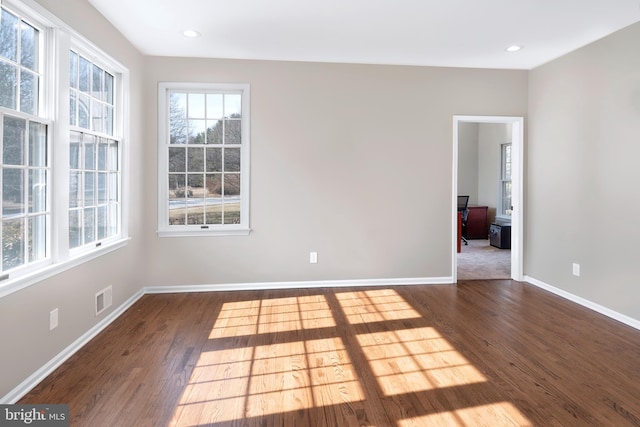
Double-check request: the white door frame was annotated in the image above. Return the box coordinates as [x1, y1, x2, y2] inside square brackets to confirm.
[452, 115, 524, 282]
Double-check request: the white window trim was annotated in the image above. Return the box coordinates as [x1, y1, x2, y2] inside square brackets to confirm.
[157, 82, 251, 237]
[0, 0, 130, 298]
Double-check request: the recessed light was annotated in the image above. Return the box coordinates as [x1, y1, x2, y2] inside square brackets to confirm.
[506, 45, 522, 52]
[183, 30, 201, 38]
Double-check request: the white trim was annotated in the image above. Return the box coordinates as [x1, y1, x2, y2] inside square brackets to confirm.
[524, 276, 640, 331]
[452, 115, 524, 282]
[144, 276, 453, 294]
[0, 288, 144, 404]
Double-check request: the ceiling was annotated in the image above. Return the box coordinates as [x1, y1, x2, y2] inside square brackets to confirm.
[87, 0, 640, 70]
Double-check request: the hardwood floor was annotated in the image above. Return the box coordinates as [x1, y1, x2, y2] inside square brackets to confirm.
[20, 280, 640, 426]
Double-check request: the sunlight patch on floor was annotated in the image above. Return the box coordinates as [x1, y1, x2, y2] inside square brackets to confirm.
[357, 327, 487, 395]
[397, 402, 533, 426]
[209, 294, 336, 338]
[335, 289, 421, 324]
[171, 337, 364, 424]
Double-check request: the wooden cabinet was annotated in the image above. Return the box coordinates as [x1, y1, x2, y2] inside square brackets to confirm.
[466, 205, 488, 239]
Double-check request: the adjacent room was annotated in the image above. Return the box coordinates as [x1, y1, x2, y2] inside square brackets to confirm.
[1, 0, 640, 425]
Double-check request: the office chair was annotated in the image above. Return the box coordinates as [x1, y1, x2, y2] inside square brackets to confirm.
[457, 195, 469, 245]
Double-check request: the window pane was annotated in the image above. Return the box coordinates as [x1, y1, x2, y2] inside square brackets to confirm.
[83, 207, 95, 243]
[70, 132, 81, 169]
[70, 51, 78, 87]
[91, 99, 103, 133]
[224, 94, 241, 117]
[206, 120, 222, 144]
[206, 147, 222, 172]
[224, 119, 241, 144]
[105, 105, 113, 136]
[29, 169, 46, 213]
[78, 56, 90, 93]
[69, 210, 81, 248]
[84, 172, 95, 205]
[0, 62, 17, 110]
[20, 70, 38, 115]
[69, 171, 80, 208]
[206, 94, 223, 118]
[92, 64, 102, 100]
[28, 214, 46, 262]
[169, 147, 186, 173]
[20, 21, 38, 71]
[84, 136, 96, 169]
[206, 174, 221, 196]
[108, 142, 118, 170]
[97, 205, 107, 239]
[0, 9, 18, 62]
[3, 116, 25, 165]
[225, 148, 241, 172]
[187, 147, 204, 172]
[29, 121, 47, 167]
[98, 142, 108, 170]
[224, 173, 240, 197]
[3, 169, 24, 217]
[69, 91, 77, 126]
[170, 93, 187, 144]
[105, 72, 114, 104]
[3, 218, 24, 270]
[98, 172, 107, 204]
[188, 119, 205, 144]
[188, 93, 205, 118]
[109, 173, 118, 202]
[78, 94, 90, 128]
[108, 204, 118, 236]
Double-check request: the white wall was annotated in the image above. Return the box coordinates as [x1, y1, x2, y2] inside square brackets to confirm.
[141, 59, 528, 287]
[527, 22, 640, 320]
[458, 122, 479, 204]
[478, 123, 511, 224]
[0, 0, 145, 399]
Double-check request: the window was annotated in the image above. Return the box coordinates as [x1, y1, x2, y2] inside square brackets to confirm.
[1, 5, 49, 276]
[0, 1, 128, 296]
[498, 143, 512, 218]
[158, 83, 250, 236]
[69, 52, 120, 249]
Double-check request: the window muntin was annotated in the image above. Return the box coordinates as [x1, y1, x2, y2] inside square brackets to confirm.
[499, 143, 512, 218]
[159, 83, 250, 236]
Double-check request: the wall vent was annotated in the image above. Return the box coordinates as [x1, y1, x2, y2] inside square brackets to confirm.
[95, 286, 113, 316]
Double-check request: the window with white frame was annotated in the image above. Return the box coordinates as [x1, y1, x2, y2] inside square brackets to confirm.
[498, 143, 512, 218]
[69, 51, 120, 249]
[0, 0, 128, 294]
[0, 5, 49, 275]
[157, 83, 250, 236]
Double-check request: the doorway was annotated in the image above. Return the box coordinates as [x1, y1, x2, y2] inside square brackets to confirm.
[452, 116, 523, 282]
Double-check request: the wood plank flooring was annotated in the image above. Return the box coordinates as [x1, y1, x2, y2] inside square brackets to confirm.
[19, 280, 640, 426]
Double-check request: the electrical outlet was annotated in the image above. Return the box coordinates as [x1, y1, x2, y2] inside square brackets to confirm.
[309, 252, 318, 264]
[572, 263, 580, 277]
[50, 308, 58, 331]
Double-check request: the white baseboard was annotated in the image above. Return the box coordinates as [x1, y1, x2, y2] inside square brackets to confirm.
[524, 275, 640, 331]
[144, 276, 453, 294]
[2, 289, 145, 404]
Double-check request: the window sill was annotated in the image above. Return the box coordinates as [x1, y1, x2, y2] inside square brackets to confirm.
[157, 227, 251, 238]
[0, 237, 130, 299]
